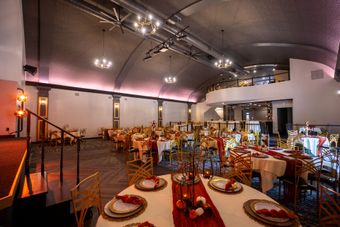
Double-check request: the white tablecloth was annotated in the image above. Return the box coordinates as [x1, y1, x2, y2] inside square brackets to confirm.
[133, 139, 150, 160]
[157, 140, 171, 163]
[246, 149, 287, 193]
[302, 136, 330, 156]
[245, 121, 261, 133]
[96, 174, 280, 227]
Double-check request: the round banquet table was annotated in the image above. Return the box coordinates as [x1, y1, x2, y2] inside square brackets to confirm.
[156, 140, 171, 163]
[96, 174, 282, 227]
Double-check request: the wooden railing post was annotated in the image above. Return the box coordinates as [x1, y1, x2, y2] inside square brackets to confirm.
[25, 113, 31, 176]
[41, 122, 45, 176]
[76, 139, 81, 184]
[60, 131, 64, 184]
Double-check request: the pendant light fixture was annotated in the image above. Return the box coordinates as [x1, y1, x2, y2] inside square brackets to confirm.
[134, 13, 161, 35]
[164, 55, 177, 84]
[94, 29, 112, 69]
[214, 29, 232, 69]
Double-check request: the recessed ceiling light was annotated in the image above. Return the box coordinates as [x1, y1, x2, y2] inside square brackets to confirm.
[253, 70, 257, 73]
[337, 90, 340, 95]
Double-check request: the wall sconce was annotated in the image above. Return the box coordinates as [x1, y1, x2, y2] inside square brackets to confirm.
[17, 93, 28, 102]
[159, 106, 163, 111]
[188, 108, 191, 113]
[14, 109, 27, 118]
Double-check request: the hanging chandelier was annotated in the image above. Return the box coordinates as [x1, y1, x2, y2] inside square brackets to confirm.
[164, 55, 177, 84]
[133, 13, 160, 35]
[94, 29, 112, 69]
[214, 29, 232, 69]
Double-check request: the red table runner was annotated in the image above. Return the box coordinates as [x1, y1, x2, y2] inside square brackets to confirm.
[171, 175, 225, 227]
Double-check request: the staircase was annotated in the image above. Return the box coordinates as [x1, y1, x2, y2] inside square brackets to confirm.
[1, 109, 82, 227]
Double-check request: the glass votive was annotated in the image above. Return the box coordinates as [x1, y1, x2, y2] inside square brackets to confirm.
[203, 170, 211, 179]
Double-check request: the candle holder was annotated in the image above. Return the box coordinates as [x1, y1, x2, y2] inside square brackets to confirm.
[203, 169, 212, 179]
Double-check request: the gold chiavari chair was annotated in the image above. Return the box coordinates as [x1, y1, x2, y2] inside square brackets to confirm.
[127, 157, 153, 186]
[254, 132, 260, 145]
[329, 134, 339, 148]
[224, 149, 252, 186]
[320, 147, 340, 191]
[285, 156, 323, 210]
[163, 139, 180, 165]
[70, 172, 102, 227]
[319, 185, 340, 226]
[277, 131, 288, 148]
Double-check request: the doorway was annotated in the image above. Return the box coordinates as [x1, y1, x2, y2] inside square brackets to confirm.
[277, 107, 292, 136]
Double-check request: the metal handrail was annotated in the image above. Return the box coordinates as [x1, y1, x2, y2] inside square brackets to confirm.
[26, 109, 80, 139]
[25, 109, 81, 184]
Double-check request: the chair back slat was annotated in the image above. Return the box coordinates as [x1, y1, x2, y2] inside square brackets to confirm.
[70, 172, 102, 227]
[127, 157, 153, 186]
[319, 185, 340, 226]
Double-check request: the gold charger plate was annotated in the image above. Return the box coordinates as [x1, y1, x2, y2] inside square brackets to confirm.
[109, 195, 144, 214]
[208, 177, 243, 193]
[123, 222, 155, 227]
[103, 195, 147, 221]
[243, 199, 299, 227]
[135, 177, 167, 191]
[172, 173, 200, 184]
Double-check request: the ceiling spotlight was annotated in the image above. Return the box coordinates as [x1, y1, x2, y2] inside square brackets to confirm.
[143, 52, 152, 61]
[253, 70, 257, 73]
[159, 44, 169, 52]
[272, 68, 276, 71]
[153, 49, 160, 55]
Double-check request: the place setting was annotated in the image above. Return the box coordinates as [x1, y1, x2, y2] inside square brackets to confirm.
[135, 176, 167, 191]
[243, 199, 299, 226]
[251, 152, 269, 158]
[173, 172, 201, 185]
[208, 177, 243, 193]
[102, 194, 147, 221]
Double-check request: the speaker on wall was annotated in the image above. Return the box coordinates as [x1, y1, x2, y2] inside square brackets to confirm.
[335, 42, 340, 82]
[23, 65, 37, 75]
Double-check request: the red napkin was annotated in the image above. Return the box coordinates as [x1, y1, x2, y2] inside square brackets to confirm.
[225, 178, 236, 190]
[256, 209, 297, 219]
[145, 176, 160, 189]
[115, 195, 144, 205]
[138, 221, 154, 227]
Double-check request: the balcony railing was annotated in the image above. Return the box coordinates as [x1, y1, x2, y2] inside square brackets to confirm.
[207, 71, 289, 93]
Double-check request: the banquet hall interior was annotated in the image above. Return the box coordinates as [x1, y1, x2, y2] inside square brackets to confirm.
[1, 0, 340, 226]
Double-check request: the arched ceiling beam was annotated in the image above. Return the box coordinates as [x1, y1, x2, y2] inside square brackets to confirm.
[249, 43, 337, 57]
[114, 39, 145, 90]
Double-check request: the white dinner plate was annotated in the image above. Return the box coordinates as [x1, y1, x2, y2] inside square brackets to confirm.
[109, 197, 141, 214]
[252, 201, 290, 223]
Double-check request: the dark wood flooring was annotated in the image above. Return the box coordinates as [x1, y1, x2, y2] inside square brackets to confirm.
[30, 139, 172, 208]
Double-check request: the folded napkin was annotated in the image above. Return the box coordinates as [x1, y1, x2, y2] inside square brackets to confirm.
[145, 176, 160, 189]
[115, 195, 143, 205]
[256, 209, 297, 219]
[225, 178, 236, 190]
[138, 221, 154, 227]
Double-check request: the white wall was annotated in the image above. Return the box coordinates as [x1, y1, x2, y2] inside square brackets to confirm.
[272, 100, 293, 134]
[0, 0, 25, 86]
[120, 96, 158, 128]
[204, 59, 340, 126]
[162, 101, 187, 125]
[49, 89, 113, 137]
[25, 87, 113, 139]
